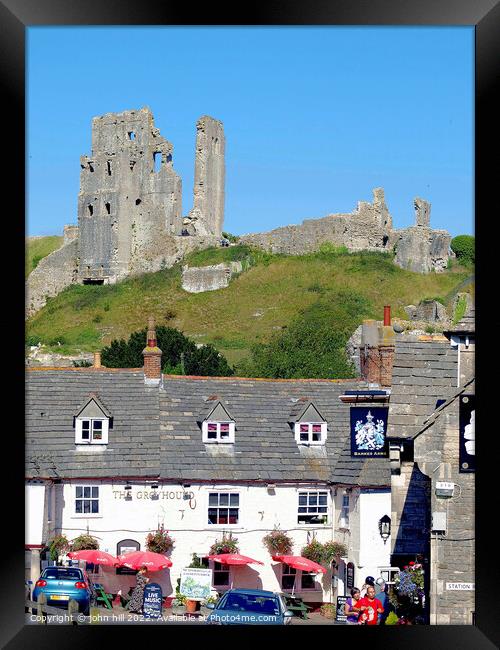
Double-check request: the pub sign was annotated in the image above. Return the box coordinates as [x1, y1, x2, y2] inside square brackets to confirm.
[459, 394, 475, 473]
[350, 407, 389, 457]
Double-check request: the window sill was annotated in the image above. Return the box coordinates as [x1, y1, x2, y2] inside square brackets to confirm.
[70, 514, 103, 519]
[75, 444, 108, 451]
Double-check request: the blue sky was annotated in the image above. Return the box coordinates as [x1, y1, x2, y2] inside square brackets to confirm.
[27, 26, 474, 237]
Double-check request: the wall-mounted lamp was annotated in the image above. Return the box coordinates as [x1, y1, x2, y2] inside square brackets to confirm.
[151, 483, 159, 500]
[124, 484, 132, 501]
[378, 515, 391, 544]
[266, 483, 276, 494]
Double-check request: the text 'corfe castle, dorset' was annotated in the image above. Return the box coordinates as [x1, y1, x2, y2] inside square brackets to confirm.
[26, 107, 451, 316]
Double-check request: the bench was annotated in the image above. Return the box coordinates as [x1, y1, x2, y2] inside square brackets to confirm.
[284, 596, 312, 620]
[92, 583, 114, 610]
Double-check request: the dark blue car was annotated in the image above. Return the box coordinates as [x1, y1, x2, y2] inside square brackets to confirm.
[205, 588, 294, 625]
[32, 566, 95, 615]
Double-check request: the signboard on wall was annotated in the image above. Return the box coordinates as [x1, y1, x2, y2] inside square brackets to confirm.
[346, 562, 355, 589]
[116, 539, 140, 575]
[143, 583, 163, 618]
[350, 407, 389, 457]
[459, 394, 475, 473]
[336, 596, 348, 622]
[179, 568, 212, 601]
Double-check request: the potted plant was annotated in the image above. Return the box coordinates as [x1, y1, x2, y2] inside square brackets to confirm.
[70, 534, 99, 551]
[209, 533, 239, 555]
[262, 527, 293, 556]
[146, 525, 175, 554]
[320, 603, 336, 619]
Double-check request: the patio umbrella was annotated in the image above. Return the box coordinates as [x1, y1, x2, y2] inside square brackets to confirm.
[207, 553, 264, 588]
[67, 550, 118, 567]
[116, 550, 172, 571]
[272, 555, 326, 596]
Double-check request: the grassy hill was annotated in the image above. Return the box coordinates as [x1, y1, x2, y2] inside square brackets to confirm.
[25, 245, 472, 370]
[26, 236, 63, 277]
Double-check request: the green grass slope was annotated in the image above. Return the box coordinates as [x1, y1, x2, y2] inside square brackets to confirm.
[26, 246, 472, 368]
[26, 236, 64, 277]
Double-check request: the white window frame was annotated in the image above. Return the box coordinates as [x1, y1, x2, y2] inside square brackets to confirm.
[74, 485, 100, 515]
[211, 560, 231, 589]
[207, 491, 240, 526]
[297, 490, 329, 525]
[340, 493, 350, 528]
[281, 564, 297, 591]
[202, 421, 235, 444]
[294, 422, 327, 445]
[75, 417, 109, 445]
[280, 565, 320, 592]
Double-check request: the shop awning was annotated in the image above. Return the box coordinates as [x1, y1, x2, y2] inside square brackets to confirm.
[272, 555, 327, 574]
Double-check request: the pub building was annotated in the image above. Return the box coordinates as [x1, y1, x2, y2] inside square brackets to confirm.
[26, 318, 393, 606]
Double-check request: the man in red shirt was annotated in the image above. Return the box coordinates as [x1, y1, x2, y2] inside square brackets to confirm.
[355, 585, 384, 625]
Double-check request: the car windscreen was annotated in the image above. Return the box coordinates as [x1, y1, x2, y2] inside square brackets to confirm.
[220, 594, 280, 615]
[43, 568, 83, 580]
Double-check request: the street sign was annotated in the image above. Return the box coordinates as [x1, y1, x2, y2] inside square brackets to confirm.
[143, 583, 163, 618]
[446, 583, 474, 591]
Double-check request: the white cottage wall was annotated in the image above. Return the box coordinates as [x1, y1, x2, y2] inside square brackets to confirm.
[358, 489, 391, 581]
[58, 481, 341, 602]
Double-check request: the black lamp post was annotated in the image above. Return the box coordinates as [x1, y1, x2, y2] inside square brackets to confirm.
[379, 515, 391, 544]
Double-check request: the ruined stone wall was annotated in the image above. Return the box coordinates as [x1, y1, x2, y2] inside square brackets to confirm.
[181, 261, 243, 293]
[240, 188, 392, 255]
[392, 227, 451, 273]
[78, 108, 182, 283]
[188, 116, 225, 237]
[26, 239, 78, 316]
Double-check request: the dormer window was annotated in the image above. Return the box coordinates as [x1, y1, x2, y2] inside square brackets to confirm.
[199, 397, 235, 444]
[289, 399, 327, 446]
[296, 422, 327, 445]
[74, 393, 112, 445]
[202, 421, 235, 444]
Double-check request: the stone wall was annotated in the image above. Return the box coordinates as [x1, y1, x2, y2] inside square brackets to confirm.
[240, 187, 392, 255]
[188, 116, 225, 237]
[393, 227, 451, 273]
[26, 239, 78, 317]
[181, 261, 243, 293]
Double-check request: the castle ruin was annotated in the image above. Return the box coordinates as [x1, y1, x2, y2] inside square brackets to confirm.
[26, 107, 451, 317]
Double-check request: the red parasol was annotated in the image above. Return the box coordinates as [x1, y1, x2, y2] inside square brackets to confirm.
[272, 555, 327, 574]
[207, 553, 264, 566]
[67, 550, 118, 566]
[116, 550, 172, 571]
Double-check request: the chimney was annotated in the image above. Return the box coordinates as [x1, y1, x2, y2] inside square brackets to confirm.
[360, 308, 395, 386]
[93, 351, 101, 369]
[142, 316, 162, 385]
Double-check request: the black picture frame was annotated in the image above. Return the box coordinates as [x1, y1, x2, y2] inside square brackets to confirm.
[4, 1, 496, 647]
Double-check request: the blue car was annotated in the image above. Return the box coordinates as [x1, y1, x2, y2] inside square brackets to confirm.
[205, 588, 294, 625]
[32, 566, 96, 615]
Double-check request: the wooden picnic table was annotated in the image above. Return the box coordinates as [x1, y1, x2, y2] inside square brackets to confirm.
[283, 595, 312, 619]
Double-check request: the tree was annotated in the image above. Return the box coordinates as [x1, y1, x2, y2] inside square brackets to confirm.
[101, 326, 233, 376]
[450, 235, 474, 266]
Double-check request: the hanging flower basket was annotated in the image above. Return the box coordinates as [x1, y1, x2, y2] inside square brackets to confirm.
[301, 540, 348, 566]
[262, 528, 293, 556]
[209, 533, 239, 555]
[70, 534, 99, 552]
[47, 535, 69, 562]
[146, 525, 175, 554]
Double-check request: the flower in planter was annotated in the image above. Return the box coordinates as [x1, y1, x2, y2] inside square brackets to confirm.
[146, 525, 175, 554]
[262, 528, 293, 556]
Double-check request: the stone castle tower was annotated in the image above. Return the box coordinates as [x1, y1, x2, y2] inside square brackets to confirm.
[27, 108, 225, 313]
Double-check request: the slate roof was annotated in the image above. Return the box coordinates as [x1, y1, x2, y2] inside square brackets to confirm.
[26, 369, 390, 486]
[158, 376, 389, 485]
[386, 339, 458, 440]
[26, 369, 160, 479]
[444, 305, 475, 336]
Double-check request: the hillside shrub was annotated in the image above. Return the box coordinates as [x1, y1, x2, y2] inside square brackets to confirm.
[450, 235, 474, 266]
[241, 290, 371, 379]
[100, 326, 233, 376]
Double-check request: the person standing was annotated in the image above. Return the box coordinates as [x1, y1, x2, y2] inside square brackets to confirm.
[375, 577, 390, 624]
[360, 576, 375, 598]
[344, 588, 362, 624]
[356, 585, 384, 625]
[128, 566, 149, 614]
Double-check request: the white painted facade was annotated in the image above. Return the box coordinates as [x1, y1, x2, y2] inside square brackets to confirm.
[33, 479, 391, 602]
[25, 482, 46, 546]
